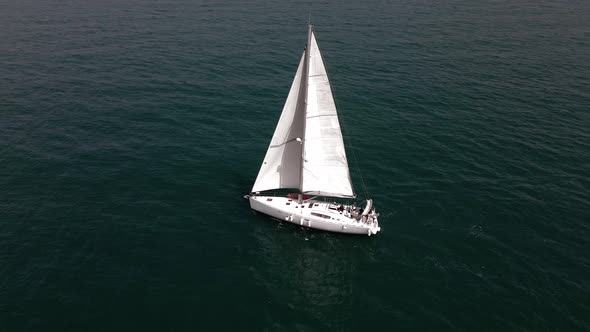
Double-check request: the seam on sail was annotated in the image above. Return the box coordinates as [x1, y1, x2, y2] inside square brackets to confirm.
[305, 114, 338, 119]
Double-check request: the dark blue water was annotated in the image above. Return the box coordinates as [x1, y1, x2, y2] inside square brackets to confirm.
[1, 0, 589, 330]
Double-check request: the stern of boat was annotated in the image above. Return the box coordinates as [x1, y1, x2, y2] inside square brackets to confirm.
[367, 211, 381, 235]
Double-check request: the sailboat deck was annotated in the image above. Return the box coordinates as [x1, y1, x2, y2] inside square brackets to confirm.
[249, 195, 380, 235]
[256, 196, 364, 224]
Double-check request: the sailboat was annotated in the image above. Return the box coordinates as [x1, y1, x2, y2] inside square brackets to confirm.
[245, 23, 381, 236]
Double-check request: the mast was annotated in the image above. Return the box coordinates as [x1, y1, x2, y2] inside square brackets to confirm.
[298, 22, 312, 204]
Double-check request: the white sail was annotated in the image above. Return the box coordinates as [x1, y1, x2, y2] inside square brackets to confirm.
[252, 53, 306, 193]
[301, 32, 354, 198]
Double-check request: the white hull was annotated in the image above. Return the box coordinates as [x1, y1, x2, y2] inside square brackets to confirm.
[248, 195, 380, 236]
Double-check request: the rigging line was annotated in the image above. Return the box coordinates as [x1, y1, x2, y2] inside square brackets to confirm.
[319, 42, 370, 201]
[338, 101, 371, 200]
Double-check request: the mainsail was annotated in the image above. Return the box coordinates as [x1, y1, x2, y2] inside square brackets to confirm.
[300, 31, 354, 198]
[252, 26, 354, 198]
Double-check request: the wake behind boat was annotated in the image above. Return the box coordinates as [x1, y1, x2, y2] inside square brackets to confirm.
[246, 23, 380, 236]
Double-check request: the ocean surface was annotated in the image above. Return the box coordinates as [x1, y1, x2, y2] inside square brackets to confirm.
[1, 0, 589, 330]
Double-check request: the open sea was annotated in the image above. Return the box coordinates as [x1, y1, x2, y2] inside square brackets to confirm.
[1, 0, 589, 330]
